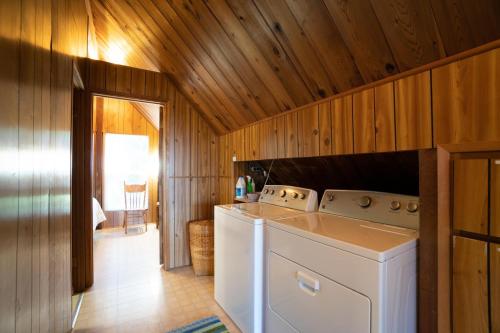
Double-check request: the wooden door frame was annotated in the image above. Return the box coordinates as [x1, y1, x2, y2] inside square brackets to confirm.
[72, 85, 172, 292]
[436, 141, 500, 333]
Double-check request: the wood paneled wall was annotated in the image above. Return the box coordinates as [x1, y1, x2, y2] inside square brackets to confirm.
[92, 96, 159, 228]
[0, 0, 88, 332]
[217, 46, 500, 204]
[163, 90, 218, 268]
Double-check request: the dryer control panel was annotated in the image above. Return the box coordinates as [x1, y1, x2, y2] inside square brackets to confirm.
[259, 185, 318, 212]
[320, 190, 420, 230]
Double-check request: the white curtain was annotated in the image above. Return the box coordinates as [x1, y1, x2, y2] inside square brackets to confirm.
[103, 133, 149, 211]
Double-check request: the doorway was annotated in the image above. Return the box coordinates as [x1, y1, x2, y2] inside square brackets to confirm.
[92, 96, 160, 232]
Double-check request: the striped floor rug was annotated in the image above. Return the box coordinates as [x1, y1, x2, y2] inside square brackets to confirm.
[167, 316, 229, 333]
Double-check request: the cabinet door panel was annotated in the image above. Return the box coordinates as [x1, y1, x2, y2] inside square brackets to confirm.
[275, 115, 286, 159]
[353, 89, 375, 154]
[432, 49, 500, 145]
[395, 71, 432, 150]
[374, 82, 395, 152]
[298, 105, 319, 157]
[491, 243, 500, 333]
[245, 125, 259, 161]
[259, 119, 276, 160]
[452, 236, 488, 333]
[318, 101, 332, 156]
[285, 111, 299, 158]
[331, 95, 353, 155]
[453, 159, 488, 234]
[233, 129, 244, 162]
[491, 160, 500, 237]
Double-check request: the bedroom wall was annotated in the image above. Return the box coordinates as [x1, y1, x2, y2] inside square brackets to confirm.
[0, 0, 89, 332]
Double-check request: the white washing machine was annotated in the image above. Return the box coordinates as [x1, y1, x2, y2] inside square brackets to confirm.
[265, 189, 420, 333]
[214, 185, 318, 333]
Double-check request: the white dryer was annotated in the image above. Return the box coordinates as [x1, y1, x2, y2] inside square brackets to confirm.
[214, 185, 318, 333]
[265, 190, 420, 333]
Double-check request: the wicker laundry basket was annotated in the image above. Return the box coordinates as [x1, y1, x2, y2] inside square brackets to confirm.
[189, 220, 214, 276]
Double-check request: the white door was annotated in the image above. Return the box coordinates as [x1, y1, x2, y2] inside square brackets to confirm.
[267, 252, 371, 333]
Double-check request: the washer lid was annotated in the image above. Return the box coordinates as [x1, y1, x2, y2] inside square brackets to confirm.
[218, 202, 309, 220]
[267, 212, 418, 262]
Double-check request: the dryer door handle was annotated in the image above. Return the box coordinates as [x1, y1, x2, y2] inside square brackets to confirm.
[296, 271, 320, 296]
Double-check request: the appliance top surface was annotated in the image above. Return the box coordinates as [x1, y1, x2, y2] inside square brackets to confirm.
[268, 212, 417, 256]
[266, 189, 420, 262]
[218, 202, 310, 220]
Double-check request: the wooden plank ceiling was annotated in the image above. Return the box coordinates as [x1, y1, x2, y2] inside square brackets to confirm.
[89, 0, 500, 134]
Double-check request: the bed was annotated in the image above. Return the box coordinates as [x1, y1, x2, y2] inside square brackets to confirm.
[93, 197, 107, 231]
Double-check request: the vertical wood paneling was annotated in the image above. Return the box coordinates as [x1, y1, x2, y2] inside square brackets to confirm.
[374, 82, 396, 152]
[395, 71, 432, 150]
[318, 101, 332, 156]
[285, 111, 299, 158]
[131, 68, 146, 96]
[105, 63, 117, 92]
[491, 159, 500, 237]
[433, 49, 500, 145]
[174, 178, 191, 267]
[233, 129, 245, 161]
[353, 89, 376, 153]
[198, 118, 210, 177]
[275, 115, 286, 159]
[89, 60, 105, 90]
[115, 65, 131, 94]
[245, 124, 259, 161]
[174, 95, 190, 177]
[298, 105, 320, 157]
[452, 237, 488, 333]
[453, 159, 489, 234]
[0, 1, 20, 330]
[331, 95, 354, 155]
[491, 243, 500, 333]
[190, 107, 199, 177]
[209, 130, 218, 177]
[259, 119, 276, 160]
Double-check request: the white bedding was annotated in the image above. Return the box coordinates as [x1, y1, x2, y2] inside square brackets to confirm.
[93, 197, 107, 230]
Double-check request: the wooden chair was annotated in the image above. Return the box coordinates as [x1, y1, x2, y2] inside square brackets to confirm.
[123, 182, 148, 234]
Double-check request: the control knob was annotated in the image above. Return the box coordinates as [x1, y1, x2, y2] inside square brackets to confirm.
[358, 196, 372, 208]
[327, 193, 335, 201]
[270, 189, 275, 195]
[406, 202, 419, 213]
[299, 193, 306, 200]
[291, 192, 299, 199]
[263, 189, 269, 194]
[390, 200, 401, 211]
[280, 190, 287, 198]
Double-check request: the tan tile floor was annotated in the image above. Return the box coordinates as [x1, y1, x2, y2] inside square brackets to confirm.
[74, 224, 240, 333]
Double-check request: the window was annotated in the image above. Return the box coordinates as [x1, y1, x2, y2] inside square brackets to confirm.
[103, 133, 149, 211]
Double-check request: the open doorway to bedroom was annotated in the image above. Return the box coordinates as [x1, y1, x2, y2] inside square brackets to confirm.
[91, 95, 161, 286]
